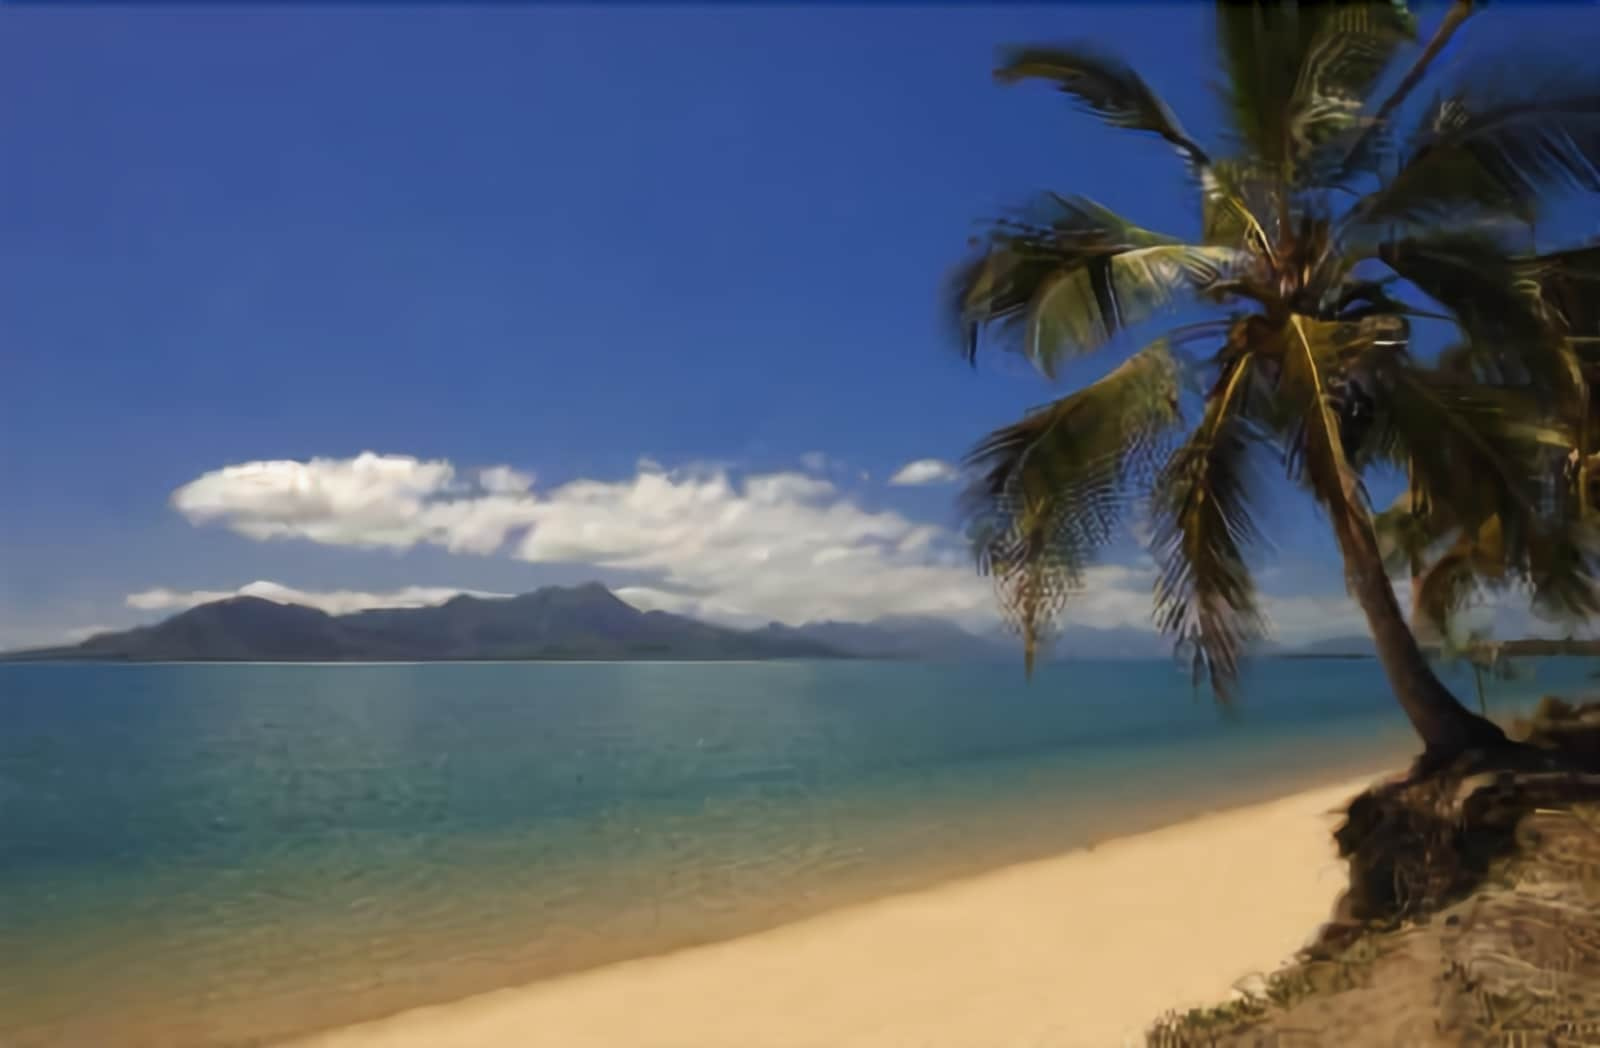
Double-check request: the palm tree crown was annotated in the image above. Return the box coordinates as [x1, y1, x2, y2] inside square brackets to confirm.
[954, 1, 1600, 751]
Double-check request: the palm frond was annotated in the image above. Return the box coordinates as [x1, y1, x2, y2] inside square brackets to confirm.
[1332, 0, 1475, 188]
[1325, 276, 1439, 325]
[1513, 242, 1600, 518]
[1358, 346, 1595, 630]
[1201, 158, 1279, 255]
[995, 45, 1211, 177]
[954, 197, 1254, 375]
[1214, 2, 1313, 172]
[966, 340, 1185, 674]
[950, 194, 1184, 365]
[1412, 538, 1481, 639]
[1411, 513, 1600, 641]
[1025, 194, 1182, 251]
[1278, 317, 1369, 521]
[1288, 2, 1418, 186]
[1519, 242, 1600, 340]
[1151, 352, 1267, 697]
[1027, 246, 1253, 374]
[1524, 521, 1600, 626]
[1348, 77, 1600, 226]
[1215, 1, 1413, 182]
[1377, 233, 1581, 403]
[1363, 362, 1561, 523]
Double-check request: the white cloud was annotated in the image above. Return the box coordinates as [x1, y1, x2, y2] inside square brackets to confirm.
[159, 452, 1414, 642]
[171, 452, 542, 555]
[612, 585, 762, 623]
[888, 458, 960, 487]
[126, 580, 510, 617]
[1053, 563, 1159, 630]
[171, 454, 999, 626]
[799, 451, 829, 473]
[1259, 593, 1367, 645]
[511, 465, 996, 625]
[477, 465, 534, 494]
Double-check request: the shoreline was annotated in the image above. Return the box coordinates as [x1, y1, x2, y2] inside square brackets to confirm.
[286, 769, 1392, 1048]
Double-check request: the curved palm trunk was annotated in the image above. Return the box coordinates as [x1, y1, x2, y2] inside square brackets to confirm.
[1328, 499, 1507, 755]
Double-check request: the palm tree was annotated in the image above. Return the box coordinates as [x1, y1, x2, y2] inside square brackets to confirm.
[952, 0, 1600, 760]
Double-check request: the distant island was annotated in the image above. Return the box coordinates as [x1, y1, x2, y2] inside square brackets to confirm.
[2, 583, 829, 663]
[0, 583, 1189, 663]
[0, 583, 1011, 663]
[9, 582, 1584, 664]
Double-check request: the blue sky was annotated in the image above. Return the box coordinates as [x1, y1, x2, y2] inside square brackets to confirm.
[2, 4, 1596, 649]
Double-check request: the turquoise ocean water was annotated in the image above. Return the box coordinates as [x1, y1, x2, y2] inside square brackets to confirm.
[1, 657, 1590, 1046]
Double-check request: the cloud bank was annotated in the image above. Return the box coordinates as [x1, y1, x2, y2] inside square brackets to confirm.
[159, 451, 1384, 642]
[169, 454, 998, 626]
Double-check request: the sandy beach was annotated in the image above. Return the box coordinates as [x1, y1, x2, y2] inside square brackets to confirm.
[288, 773, 1384, 1048]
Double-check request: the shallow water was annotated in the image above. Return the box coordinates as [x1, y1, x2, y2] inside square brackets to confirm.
[0, 657, 1587, 1045]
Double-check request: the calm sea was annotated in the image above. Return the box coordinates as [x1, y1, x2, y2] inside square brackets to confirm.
[1, 657, 1590, 1046]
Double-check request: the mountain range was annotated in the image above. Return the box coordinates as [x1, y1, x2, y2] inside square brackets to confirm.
[0, 583, 1383, 663]
[2, 584, 837, 662]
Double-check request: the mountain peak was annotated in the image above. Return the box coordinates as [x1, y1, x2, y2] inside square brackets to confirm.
[179, 595, 333, 621]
